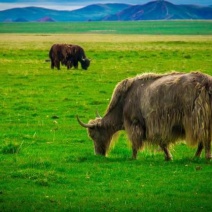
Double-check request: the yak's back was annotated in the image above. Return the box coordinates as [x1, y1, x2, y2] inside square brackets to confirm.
[105, 72, 173, 114]
[138, 72, 212, 145]
[142, 72, 212, 111]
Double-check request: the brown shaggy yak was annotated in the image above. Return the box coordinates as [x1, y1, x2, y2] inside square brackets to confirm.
[77, 72, 212, 161]
[49, 44, 73, 70]
[48, 44, 90, 70]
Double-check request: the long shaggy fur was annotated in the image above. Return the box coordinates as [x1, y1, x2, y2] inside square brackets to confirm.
[106, 72, 181, 114]
[141, 72, 212, 146]
[79, 71, 212, 160]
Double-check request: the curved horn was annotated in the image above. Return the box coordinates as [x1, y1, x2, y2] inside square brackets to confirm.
[76, 115, 95, 128]
[96, 110, 102, 118]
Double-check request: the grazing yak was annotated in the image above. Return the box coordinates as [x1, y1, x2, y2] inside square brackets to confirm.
[49, 44, 90, 70]
[77, 72, 212, 161]
[69, 45, 90, 70]
[49, 44, 73, 70]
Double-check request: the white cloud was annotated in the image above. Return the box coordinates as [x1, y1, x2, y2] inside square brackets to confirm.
[0, 2, 83, 11]
[0, 1, 148, 11]
[0, 0, 210, 11]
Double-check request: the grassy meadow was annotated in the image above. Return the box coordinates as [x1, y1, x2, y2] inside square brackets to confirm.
[0, 20, 212, 34]
[0, 21, 212, 211]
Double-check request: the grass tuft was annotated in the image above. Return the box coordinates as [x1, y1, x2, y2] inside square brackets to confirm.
[1, 141, 22, 154]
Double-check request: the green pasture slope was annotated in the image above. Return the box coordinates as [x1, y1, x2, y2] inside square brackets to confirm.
[0, 20, 212, 34]
[0, 21, 212, 211]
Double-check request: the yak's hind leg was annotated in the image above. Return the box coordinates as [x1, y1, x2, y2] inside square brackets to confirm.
[195, 141, 211, 160]
[204, 140, 212, 160]
[159, 144, 173, 161]
[125, 120, 144, 159]
[67, 61, 73, 70]
[53, 59, 60, 70]
[194, 142, 203, 158]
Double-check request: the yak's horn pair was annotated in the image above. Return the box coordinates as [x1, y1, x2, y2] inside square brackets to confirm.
[76, 115, 94, 128]
[76, 111, 101, 128]
[81, 57, 91, 62]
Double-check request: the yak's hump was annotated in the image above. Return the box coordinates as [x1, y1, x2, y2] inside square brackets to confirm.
[106, 72, 182, 114]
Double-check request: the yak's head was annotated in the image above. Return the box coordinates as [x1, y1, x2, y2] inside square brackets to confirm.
[77, 115, 112, 156]
[81, 58, 91, 70]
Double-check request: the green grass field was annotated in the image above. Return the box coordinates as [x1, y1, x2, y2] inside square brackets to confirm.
[0, 21, 212, 211]
[0, 20, 212, 34]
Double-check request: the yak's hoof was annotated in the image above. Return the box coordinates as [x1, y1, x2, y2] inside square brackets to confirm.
[165, 156, 173, 161]
[206, 155, 212, 160]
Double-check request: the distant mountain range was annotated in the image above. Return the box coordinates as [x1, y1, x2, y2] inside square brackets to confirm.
[103, 1, 212, 21]
[0, 1, 212, 22]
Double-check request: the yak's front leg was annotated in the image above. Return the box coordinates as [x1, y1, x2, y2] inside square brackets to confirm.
[125, 120, 144, 160]
[132, 146, 138, 160]
[160, 144, 172, 161]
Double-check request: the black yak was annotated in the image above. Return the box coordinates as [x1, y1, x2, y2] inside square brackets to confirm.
[69, 45, 90, 70]
[77, 72, 212, 161]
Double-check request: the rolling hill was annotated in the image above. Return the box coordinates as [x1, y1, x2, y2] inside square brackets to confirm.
[103, 1, 212, 20]
[0, 3, 130, 22]
[0, 1, 211, 22]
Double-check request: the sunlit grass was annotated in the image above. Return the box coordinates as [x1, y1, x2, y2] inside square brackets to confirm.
[0, 32, 211, 211]
[0, 21, 212, 34]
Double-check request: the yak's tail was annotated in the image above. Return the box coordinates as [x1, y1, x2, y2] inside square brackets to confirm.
[185, 86, 212, 146]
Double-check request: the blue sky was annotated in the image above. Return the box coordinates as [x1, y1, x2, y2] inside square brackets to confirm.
[0, 0, 211, 11]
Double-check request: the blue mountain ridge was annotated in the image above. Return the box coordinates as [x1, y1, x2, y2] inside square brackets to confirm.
[0, 1, 211, 22]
